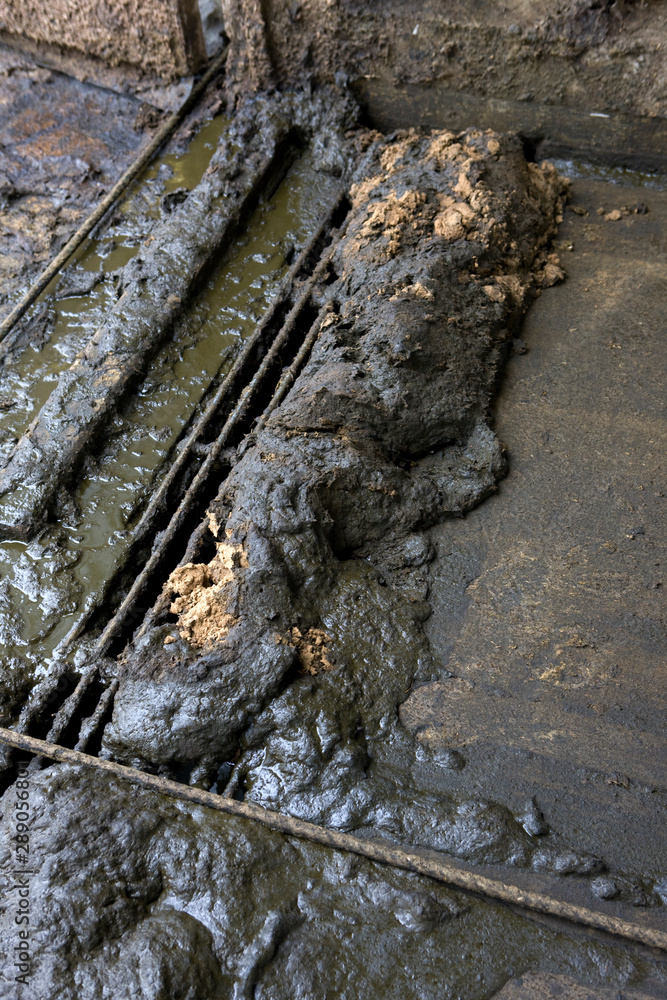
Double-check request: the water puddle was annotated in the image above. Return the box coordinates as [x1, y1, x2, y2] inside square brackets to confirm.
[0, 115, 340, 691]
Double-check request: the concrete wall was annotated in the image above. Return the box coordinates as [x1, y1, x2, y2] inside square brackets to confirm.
[221, 0, 667, 119]
[0, 0, 207, 80]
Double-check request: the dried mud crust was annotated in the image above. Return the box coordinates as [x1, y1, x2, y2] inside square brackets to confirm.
[98, 126, 610, 880]
[0, 0, 205, 80]
[221, 0, 667, 118]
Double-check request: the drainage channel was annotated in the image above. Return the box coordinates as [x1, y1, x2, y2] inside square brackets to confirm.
[0, 116, 349, 786]
[0, 113, 232, 669]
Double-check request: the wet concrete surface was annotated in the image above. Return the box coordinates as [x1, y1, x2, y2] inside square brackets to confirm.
[0, 46, 146, 318]
[417, 172, 666, 893]
[492, 970, 656, 1000]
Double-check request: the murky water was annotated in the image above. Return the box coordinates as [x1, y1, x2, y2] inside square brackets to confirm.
[0, 114, 340, 687]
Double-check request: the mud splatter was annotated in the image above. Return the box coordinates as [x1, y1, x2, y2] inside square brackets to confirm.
[0, 765, 651, 1000]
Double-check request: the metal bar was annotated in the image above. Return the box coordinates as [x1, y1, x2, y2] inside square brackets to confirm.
[0, 44, 229, 344]
[130, 189, 345, 547]
[0, 661, 73, 774]
[75, 680, 119, 753]
[253, 307, 327, 436]
[1, 726, 665, 953]
[44, 666, 98, 745]
[12, 662, 71, 739]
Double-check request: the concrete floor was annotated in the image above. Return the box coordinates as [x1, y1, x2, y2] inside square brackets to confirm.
[406, 171, 666, 899]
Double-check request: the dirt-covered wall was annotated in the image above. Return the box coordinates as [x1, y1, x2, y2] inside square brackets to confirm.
[221, 0, 667, 118]
[0, 0, 206, 79]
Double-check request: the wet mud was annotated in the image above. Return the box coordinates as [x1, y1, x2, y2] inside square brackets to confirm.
[98, 124, 602, 883]
[0, 90, 359, 545]
[0, 109, 342, 699]
[0, 96, 293, 540]
[0, 118, 233, 694]
[1, 765, 663, 999]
